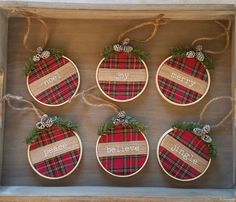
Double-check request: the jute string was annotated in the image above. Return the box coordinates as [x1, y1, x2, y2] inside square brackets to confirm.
[199, 96, 234, 128]
[1, 94, 44, 119]
[192, 18, 232, 54]
[69, 85, 120, 113]
[118, 14, 169, 43]
[10, 9, 49, 52]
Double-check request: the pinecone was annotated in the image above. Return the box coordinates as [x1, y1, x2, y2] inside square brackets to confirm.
[117, 111, 126, 119]
[201, 134, 212, 143]
[36, 46, 43, 54]
[123, 45, 133, 53]
[41, 50, 51, 59]
[33, 54, 40, 62]
[196, 52, 205, 62]
[113, 44, 123, 52]
[186, 51, 195, 58]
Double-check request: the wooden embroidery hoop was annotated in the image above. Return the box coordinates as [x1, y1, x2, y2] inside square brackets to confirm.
[96, 130, 149, 178]
[155, 56, 211, 107]
[96, 57, 149, 103]
[156, 128, 211, 182]
[27, 131, 83, 180]
[26, 56, 80, 107]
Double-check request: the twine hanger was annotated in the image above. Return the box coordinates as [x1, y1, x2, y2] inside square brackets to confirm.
[199, 96, 234, 128]
[1, 94, 44, 119]
[117, 14, 169, 43]
[10, 8, 49, 52]
[191, 18, 232, 55]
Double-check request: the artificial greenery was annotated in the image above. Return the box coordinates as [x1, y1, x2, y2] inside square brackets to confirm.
[102, 44, 148, 60]
[170, 46, 214, 70]
[172, 121, 217, 158]
[98, 113, 147, 136]
[24, 48, 64, 76]
[25, 116, 77, 144]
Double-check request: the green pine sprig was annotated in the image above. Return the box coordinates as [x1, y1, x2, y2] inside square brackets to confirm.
[25, 116, 77, 144]
[170, 46, 214, 70]
[172, 121, 217, 158]
[102, 44, 148, 60]
[98, 114, 146, 136]
[172, 121, 203, 132]
[24, 48, 64, 76]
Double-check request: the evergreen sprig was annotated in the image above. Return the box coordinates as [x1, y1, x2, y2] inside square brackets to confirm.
[98, 113, 146, 136]
[102, 44, 148, 60]
[25, 116, 77, 144]
[172, 121, 203, 132]
[24, 48, 64, 76]
[172, 121, 217, 158]
[170, 46, 214, 70]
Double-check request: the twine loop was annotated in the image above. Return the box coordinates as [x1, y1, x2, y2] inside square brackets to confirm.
[118, 14, 169, 43]
[10, 9, 49, 52]
[199, 96, 234, 128]
[1, 94, 44, 119]
[192, 18, 232, 55]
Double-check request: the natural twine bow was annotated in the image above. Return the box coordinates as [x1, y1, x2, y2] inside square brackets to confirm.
[9, 8, 49, 53]
[190, 18, 232, 57]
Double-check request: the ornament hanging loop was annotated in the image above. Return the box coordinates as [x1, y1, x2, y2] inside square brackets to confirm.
[10, 9, 49, 52]
[1, 94, 44, 119]
[191, 18, 232, 55]
[117, 14, 169, 43]
[199, 96, 234, 128]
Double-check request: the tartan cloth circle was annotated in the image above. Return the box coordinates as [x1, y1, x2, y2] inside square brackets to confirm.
[28, 125, 82, 179]
[96, 125, 149, 177]
[156, 56, 210, 106]
[27, 56, 80, 106]
[157, 128, 211, 181]
[96, 52, 148, 102]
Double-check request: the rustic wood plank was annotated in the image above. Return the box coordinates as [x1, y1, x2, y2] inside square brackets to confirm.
[0, 10, 8, 184]
[3, 17, 233, 188]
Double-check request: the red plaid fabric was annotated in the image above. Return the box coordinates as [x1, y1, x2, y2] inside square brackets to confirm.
[28, 56, 79, 105]
[157, 57, 208, 104]
[98, 52, 146, 101]
[158, 128, 210, 180]
[29, 126, 81, 178]
[98, 125, 148, 176]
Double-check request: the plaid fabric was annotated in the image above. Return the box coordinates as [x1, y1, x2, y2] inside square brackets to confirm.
[33, 149, 80, 178]
[158, 128, 210, 180]
[158, 75, 202, 104]
[28, 56, 79, 105]
[157, 57, 208, 104]
[98, 52, 146, 101]
[29, 126, 81, 178]
[98, 125, 148, 176]
[159, 146, 200, 180]
[169, 129, 209, 160]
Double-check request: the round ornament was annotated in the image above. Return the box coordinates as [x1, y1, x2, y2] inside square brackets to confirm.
[156, 45, 211, 106]
[96, 111, 149, 177]
[25, 47, 80, 106]
[157, 122, 216, 181]
[96, 38, 148, 102]
[27, 115, 82, 180]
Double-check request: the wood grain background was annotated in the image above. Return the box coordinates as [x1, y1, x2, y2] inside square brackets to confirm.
[2, 17, 233, 188]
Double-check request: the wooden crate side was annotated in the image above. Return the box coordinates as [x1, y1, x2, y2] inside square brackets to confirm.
[0, 10, 8, 184]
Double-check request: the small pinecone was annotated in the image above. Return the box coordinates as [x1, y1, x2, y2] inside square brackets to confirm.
[201, 134, 212, 143]
[196, 52, 205, 62]
[186, 51, 195, 58]
[123, 45, 133, 53]
[203, 124, 211, 133]
[122, 38, 130, 46]
[122, 119, 129, 127]
[113, 118, 121, 126]
[117, 111, 126, 119]
[41, 50, 51, 59]
[33, 54, 40, 62]
[36, 46, 43, 53]
[113, 44, 123, 52]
